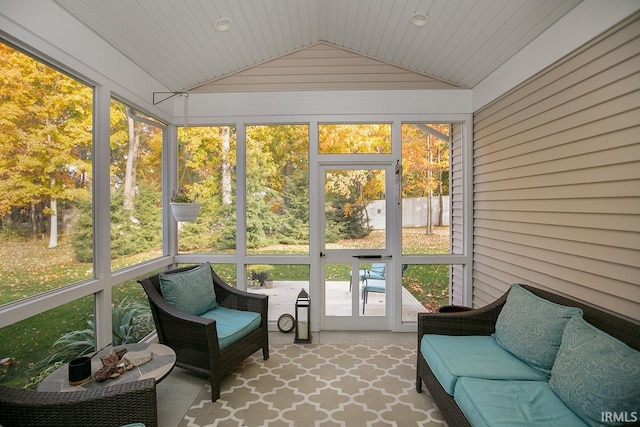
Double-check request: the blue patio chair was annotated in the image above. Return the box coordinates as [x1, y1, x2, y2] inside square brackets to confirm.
[349, 262, 387, 292]
[361, 264, 408, 313]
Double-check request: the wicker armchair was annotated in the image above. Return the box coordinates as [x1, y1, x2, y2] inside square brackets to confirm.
[0, 378, 157, 427]
[138, 265, 269, 402]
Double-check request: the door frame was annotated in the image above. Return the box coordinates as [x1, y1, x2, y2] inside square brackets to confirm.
[317, 161, 399, 330]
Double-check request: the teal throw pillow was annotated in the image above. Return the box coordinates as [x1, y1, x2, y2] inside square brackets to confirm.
[550, 315, 640, 427]
[159, 263, 218, 316]
[494, 284, 582, 375]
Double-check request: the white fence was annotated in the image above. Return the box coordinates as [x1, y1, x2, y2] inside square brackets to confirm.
[366, 196, 450, 229]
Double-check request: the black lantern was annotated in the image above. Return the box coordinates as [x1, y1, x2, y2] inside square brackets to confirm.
[294, 288, 312, 344]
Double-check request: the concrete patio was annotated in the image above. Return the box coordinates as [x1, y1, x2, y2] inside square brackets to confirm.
[247, 279, 428, 322]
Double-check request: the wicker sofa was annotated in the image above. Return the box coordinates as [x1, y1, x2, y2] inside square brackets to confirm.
[416, 284, 640, 427]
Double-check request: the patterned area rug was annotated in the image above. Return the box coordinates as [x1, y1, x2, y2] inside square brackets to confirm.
[180, 344, 447, 427]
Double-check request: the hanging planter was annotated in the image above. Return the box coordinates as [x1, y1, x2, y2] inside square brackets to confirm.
[169, 95, 201, 223]
[170, 190, 200, 222]
[170, 202, 200, 222]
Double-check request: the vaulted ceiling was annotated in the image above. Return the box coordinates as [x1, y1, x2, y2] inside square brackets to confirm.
[54, 0, 582, 93]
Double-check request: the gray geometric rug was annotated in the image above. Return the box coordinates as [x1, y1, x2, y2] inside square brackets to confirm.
[180, 344, 447, 427]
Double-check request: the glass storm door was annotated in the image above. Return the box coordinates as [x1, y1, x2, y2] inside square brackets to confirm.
[319, 164, 395, 330]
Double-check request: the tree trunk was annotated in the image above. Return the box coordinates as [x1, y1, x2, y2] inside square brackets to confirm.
[31, 202, 37, 236]
[437, 147, 443, 227]
[49, 186, 58, 248]
[426, 135, 433, 234]
[123, 116, 140, 211]
[221, 126, 232, 205]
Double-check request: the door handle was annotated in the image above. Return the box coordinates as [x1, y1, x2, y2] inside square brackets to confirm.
[353, 255, 392, 259]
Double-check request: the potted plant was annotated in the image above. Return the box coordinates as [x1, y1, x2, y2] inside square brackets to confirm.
[170, 189, 200, 222]
[250, 265, 274, 287]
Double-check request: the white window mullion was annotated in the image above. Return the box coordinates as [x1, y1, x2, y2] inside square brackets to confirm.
[93, 84, 113, 350]
[236, 123, 247, 289]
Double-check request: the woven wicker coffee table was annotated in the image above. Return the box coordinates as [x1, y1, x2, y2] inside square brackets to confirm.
[38, 342, 175, 392]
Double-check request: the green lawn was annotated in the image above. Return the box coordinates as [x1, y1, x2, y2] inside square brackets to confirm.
[0, 239, 153, 387]
[0, 227, 450, 387]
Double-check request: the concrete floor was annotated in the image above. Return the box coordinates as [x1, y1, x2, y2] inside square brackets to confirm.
[155, 330, 416, 427]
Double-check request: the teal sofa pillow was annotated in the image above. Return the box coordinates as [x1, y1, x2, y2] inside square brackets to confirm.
[494, 284, 582, 375]
[550, 315, 640, 427]
[159, 263, 218, 316]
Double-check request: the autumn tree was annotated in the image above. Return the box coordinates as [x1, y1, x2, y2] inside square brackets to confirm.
[0, 43, 92, 246]
[319, 124, 391, 154]
[324, 169, 384, 240]
[402, 124, 450, 233]
[318, 124, 390, 240]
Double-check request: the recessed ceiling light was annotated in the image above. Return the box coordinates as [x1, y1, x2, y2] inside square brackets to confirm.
[410, 12, 430, 27]
[213, 18, 232, 32]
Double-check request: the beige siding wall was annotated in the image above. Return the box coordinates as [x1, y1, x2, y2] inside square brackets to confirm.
[192, 42, 460, 92]
[450, 123, 464, 305]
[472, 13, 640, 320]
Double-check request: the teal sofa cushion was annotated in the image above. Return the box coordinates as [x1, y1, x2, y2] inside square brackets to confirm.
[494, 284, 582, 375]
[201, 306, 261, 351]
[550, 315, 640, 427]
[420, 335, 547, 395]
[159, 263, 218, 316]
[454, 377, 588, 427]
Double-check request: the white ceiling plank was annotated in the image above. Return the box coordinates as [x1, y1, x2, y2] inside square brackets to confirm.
[357, 0, 383, 55]
[243, 0, 278, 60]
[192, 0, 238, 79]
[325, 0, 340, 46]
[211, 0, 252, 72]
[419, 0, 491, 79]
[446, 0, 540, 83]
[260, 0, 288, 55]
[286, 0, 306, 49]
[53, 0, 588, 92]
[388, 0, 427, 65]
[230, 1, 267, 65]
[413, 0, 466, 73]
[275, 0, 297, 52]
[348, 0, 372, 53]
[103, 0, 195, 89]
[315, 0, 328, 41]
[453, 0, 581, 87]
[365, 0, 396, 58]
[400, 0, 439, 71]
[379, 0, 410, 61]
[300, 0, 318, 46]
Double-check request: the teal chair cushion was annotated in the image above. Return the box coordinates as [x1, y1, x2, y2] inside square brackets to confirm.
[358, 263, 386, 280]
[201, 306, 262, 350]
[420, 335, 547, 395]
[550, 315, 640, 427]
[494, 283, 582, 375]
[159, 262, 218, 316]
[454, 377, 588, 427]
[363, 278, 386, 293]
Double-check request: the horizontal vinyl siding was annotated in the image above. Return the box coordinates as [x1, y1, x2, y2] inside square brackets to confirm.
[450, 123, 464, 305]
[193, 42, 461, 92]
[472, 13, 640, 320]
